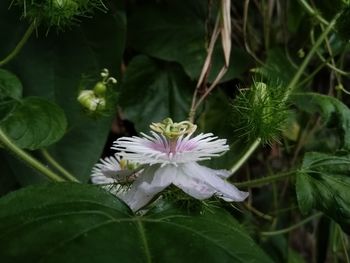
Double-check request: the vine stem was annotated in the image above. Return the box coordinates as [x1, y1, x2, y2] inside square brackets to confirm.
[0, 128, 65, 182]
[229, 137, 261, 175]
[297, 0, 329, 26]
[234, 170, 296, 188]
[41, 149, 80, 182]
[260, 212, 323, 236]
[283, 14, 339, 102]
[188, 1, 232, 123]
[0, 21, 36, 67]
[227, 12, 338, 180]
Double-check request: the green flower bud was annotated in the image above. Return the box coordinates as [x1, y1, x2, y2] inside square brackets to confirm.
[13, 0, 106, 29]
[232, 80, 289, 144]
[77, 68, 118, 115]
[77, 90, 106, 112]
[93, 82, 107, 95]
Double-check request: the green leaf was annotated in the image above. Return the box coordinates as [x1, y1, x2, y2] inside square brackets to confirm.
[336, 6, 350, 40]
[128, 1, 251, 81]
[0, 3, 126, 182]
[120, 55, 193, 132]
[0, 97, 67, 150]
[0, 69, 22, 100]
[255, 48, 297, 84]
[199, 91, 247, 169]
[287, 1, 306, 34]
[288, 248, 307, 263]
[0, 183, 273, 263]
[0, 69, 22, 120]
[293, 92, 350, 151]
[0, 152, 18, 197]
[296, 152, 350, 234]
[314, 0, 345, 20]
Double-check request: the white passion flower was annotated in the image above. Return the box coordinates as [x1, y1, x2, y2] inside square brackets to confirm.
[91, 154, 122, 185]
[91, 154, 140, 195]
[112, 118, 249, 211]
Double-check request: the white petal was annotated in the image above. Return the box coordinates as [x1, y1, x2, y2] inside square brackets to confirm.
[91, 154, 122, 184]
[207, 167, 231, 179]
[91, 175, 115, 185]
[119, 165, 176, 211]
[171, 166, 215, 199]
[174, 163, 248, 202]
[112, 132, 229, 165]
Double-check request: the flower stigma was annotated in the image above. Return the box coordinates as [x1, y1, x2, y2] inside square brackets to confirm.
[150, 118, 197, 139]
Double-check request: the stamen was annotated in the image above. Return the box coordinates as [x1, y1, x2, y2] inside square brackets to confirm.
[150, 117, 197, 139]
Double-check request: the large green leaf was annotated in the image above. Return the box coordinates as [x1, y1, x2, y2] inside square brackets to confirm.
[0, 152, 18, 196]
[255, 48, 297, 84]
[0, 69, 22, 100]
[0, 1, 126, 182]
[0, 69, 22, 120]
[293, 92, 350, 151]
[198, 91, 248, 169]
[0, 97, 67, 150]
[120, 55, 193, 132]
[128, 0, 251, 81]
[0, 183, 273, 263]
[296, 152, 350, 234]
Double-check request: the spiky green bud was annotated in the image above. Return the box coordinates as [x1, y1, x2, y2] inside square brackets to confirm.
[13, 0, 107, 29]
[231, 81, 289, 144]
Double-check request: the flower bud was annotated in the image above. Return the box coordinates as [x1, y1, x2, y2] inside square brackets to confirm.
[93, 82, 107, 95]
[77, 90, 106, 112]
[231, 80, 288, 144]
[13, 0, 106, 29]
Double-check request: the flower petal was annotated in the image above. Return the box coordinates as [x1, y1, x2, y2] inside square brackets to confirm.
[174, 163, 248, 202]
[113, 132, 229, 165]
[91, 154, 121, 184]
[91, 175, 115, 185]
[119, 164, 176, 211]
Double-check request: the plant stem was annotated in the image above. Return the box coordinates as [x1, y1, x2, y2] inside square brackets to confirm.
[283, 14, 339, 101]
[0, 128, 65, 182]
[244, 202, 274, 221]
[234, 170, 295, 188]
[260, 212, 323, 236]
[229, 14, 338, 179]
[190, 66, 227, 122]
[0, 21, 36, 67]
[229, 137, 261, 175]
[243, 0, 264, 64]
[297, 0, 329, 26]
[188, 13, 222, 123]
[41, 149, 80, 182]
[310, 27, 350, 77]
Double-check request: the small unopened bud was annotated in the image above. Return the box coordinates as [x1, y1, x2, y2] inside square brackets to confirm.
[254, 82, 268, 102]
[77, 90, 106, 112]
[335, 84, 344, 91]
[93, 82, 107, 95]
[298, 49, 305, 58]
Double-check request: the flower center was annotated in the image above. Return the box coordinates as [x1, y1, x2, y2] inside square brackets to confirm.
[150, 118, 197, 139]
[168, 139, 178, 154]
